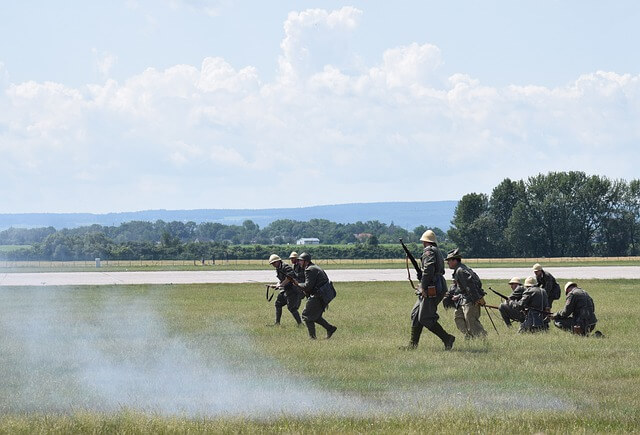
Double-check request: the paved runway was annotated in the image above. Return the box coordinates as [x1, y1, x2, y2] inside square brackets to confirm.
[1, 266, 639, 286]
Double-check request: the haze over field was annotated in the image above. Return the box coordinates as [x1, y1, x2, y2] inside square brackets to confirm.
[1, 2, 639, 214]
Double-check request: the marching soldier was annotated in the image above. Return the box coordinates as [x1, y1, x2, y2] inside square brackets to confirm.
[402, 230, 455, 350]
[533, 263, 561, 308]
[267, 254, 303, 327]
[498, 277, 526, 327]
[292, 253, 337, 340]
[445, 249, 487, 339]
[552, 282, 598, 336]
[516, 276, 550, 333]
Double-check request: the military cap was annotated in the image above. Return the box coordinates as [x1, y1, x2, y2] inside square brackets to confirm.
[524, 276, 537, 287]
[508, 277, 521, 285]
[564, 281, 578, 293]
[532, 263, 543, 272]
[444, 248, 462, 261]
[420, 230, 437, 245]
[289, 251, 299, 259]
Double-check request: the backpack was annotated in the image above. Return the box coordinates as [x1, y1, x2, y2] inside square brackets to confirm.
[318, 280, 337, 305]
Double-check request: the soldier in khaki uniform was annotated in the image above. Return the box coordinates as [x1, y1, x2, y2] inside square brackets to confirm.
[267, 254, 303, 326]
[516, 276, 549, 333]
[533, 263, 561, 308]
[401, 230, 455, 350]
[552, 282, 598, 335]
[498, 277, 526, 327]
[445, 249, 487, 338]
[292, 253, 337, 340]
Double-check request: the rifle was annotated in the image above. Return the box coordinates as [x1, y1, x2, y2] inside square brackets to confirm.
[489, 286, 510, 301]
[399, 239, 422, 290]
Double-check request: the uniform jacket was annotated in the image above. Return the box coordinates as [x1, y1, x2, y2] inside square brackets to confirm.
[293, 263, 306, 283]
[537, 270, 561, 301]
[508, 285, 526, 301]
[297, 262, 329, 296]
[451, 263, 485, 303]
[516, 285, 549, 329]
[420, 245, 445, 292]
[276, 262, 297, 292]
[555, 287, 597, 326]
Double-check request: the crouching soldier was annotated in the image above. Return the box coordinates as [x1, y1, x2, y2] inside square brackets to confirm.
[498, 277, 526, 327]
[533, 263, 561, 308]
[552, 282, 598, 336]
[516, 276, 550, 333]
[402, 230, 455, 350]
[267, 254, 303, 326]
[292, 253, 337, 340]
[445, 248, 487, 339]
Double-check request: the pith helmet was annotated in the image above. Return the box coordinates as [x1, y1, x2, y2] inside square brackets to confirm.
[268, 254, 281, 264]
[420, 230, 438, 245]
[508, 277, 521, 285]
[298, 252, 311, 262]
[532, 263, 543, 272]
[445, 248, 462, 261]
[289, 251, 298, 259]
[564, 281, 577, 293]
[524, 276, 537, 287]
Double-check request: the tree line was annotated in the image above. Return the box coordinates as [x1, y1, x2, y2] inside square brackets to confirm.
[449, 172, 639, 257]
[1, 172, 637, 261]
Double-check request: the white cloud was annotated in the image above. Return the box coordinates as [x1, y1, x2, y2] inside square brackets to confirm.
[1, 7, 639, 212]
[92, 48, 118, 79]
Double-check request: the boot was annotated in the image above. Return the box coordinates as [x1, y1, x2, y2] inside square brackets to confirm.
[305, 321, 317, 339]
[275, 306, 283, 324]
[428, 322, 455, 351]
[399, 326, 422, 350]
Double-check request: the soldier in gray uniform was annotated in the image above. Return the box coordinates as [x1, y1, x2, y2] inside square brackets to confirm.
[289, 251, 306, 283]
[445, 249, 487, 339]
[267, 254, 303, 326]
[498, 277, 526, 327]
[533, 263, 561, 308]
[516, 276, 550, 333]
[402, 230, 455, 350]
[292, 253, 337, 340]
[552, 282, 598, 335]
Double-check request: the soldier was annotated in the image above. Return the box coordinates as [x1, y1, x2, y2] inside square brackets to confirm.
[516, 276, 550, 333]
[498, 277, 526, 327]
[291, 253, 337, 340]
[267, 254, 303, 327]
[445, 249, 487, 339]
[533, 263, 561, 308]
[289, 251, 305, 283]
[401, 230, 455, 350]
[552, 282, 598, 336]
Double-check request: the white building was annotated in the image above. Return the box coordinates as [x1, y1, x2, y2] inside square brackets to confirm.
[296, 237, 320, 245]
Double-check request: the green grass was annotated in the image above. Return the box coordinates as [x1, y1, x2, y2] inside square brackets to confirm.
[0, 279, 638, 433]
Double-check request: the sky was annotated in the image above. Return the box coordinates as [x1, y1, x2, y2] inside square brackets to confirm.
[1, 1, 639, 214]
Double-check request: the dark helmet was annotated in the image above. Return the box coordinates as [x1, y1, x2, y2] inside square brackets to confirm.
[298, 252, 311, 262]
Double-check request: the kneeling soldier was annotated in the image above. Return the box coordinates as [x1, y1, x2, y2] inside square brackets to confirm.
[552, 282, 597, 336]
[268, 254, 303, 326]
[516, 276, 550, 333]
[403, 230, 455, 350]
[445, 248, 487, 339]
[498, 277, 526, 327]
[292, 253, 337, 340]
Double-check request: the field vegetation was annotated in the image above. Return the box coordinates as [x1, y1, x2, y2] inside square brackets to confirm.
[0, 279, 638, 433]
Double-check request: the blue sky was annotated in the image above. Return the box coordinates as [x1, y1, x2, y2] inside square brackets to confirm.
[1, 1, 639, 213]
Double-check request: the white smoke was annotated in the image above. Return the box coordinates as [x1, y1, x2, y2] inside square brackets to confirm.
[0, 286, 573, 416]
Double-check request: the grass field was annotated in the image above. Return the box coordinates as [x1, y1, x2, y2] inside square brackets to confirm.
[0, 279, 639, 433]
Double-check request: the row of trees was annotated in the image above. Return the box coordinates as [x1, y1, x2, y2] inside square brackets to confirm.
[2, 172, 637, 261]
[449, 172, 639, 257]
[0, 218, 444, 246]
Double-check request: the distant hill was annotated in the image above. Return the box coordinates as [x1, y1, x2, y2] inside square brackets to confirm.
[0, 201, 457, 231]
